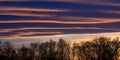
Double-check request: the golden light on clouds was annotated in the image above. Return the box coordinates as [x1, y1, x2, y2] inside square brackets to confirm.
[0, 27, 119, 33]
[0, 6, 71, 12]
[0, 31, 63, 38]
[0, 12, 54, 17]
[0, 0, 119, 39]
[0, 18, 119, 24]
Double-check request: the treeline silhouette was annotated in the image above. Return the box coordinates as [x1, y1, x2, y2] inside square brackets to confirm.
[0, 37, 120, 60]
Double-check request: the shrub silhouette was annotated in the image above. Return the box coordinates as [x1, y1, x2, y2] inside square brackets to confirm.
[0, 37, 120, 60]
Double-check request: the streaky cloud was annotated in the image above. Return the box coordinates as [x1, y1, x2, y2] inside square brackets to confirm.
[0, 1, 120, 38]
[0, 0, 120, 6]
[0, 6, 71, 12]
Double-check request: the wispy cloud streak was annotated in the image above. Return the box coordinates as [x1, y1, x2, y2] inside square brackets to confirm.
[0, 6, 71, 12]
[0, 1, 120, 38]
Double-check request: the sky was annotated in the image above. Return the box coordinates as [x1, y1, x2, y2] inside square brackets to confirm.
[0, 0, 120, 43]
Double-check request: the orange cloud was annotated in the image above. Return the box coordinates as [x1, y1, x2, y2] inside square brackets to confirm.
[0, 6, 71, 12]
[60, 16, 120, 22]
[0, 18, 119, 24]
[0, 6, 71, 18]
[0, 27, 119, 34]
[0, 12, 55, 17]
[0, 6, 120, 24]
[0, 31, 63, 38]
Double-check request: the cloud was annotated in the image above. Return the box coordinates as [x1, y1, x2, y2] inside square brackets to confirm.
[0, 26, 119, 38]
[0, 6, 71, 12]
[0, 27, 119, 32]
[0, 19, 119, 24]
[97, 10, 120, 14]
[0, 1, 120, 38]
[0, 6, 72, 18]
[0, 12, 54, 17]
[0, 0, 120, 6]
[0, 6, 120, 24]
[0, 31, 63, 38]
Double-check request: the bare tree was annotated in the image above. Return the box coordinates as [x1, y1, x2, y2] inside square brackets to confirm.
[0, 37, 120, 60]
[92, 37, 120, 60]
[2, 42, 14, 60]
[38, 40, 57, 60]
[77, 37, 120, 60]
[56, 38, 71, 60]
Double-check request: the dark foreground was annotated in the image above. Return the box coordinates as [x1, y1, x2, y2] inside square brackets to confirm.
[0, 37, 120, 60]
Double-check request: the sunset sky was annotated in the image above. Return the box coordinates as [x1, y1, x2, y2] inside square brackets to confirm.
[0, 0, 120, 44]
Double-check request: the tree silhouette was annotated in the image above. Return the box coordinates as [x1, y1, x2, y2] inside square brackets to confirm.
[56, 38, 71, 60]
[0, 37, 120, 60]
[77, 37, 120, 60]
[39, 40, 57, 60]
[92, 37, 120, 60]
[1, 42, 14, 60]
